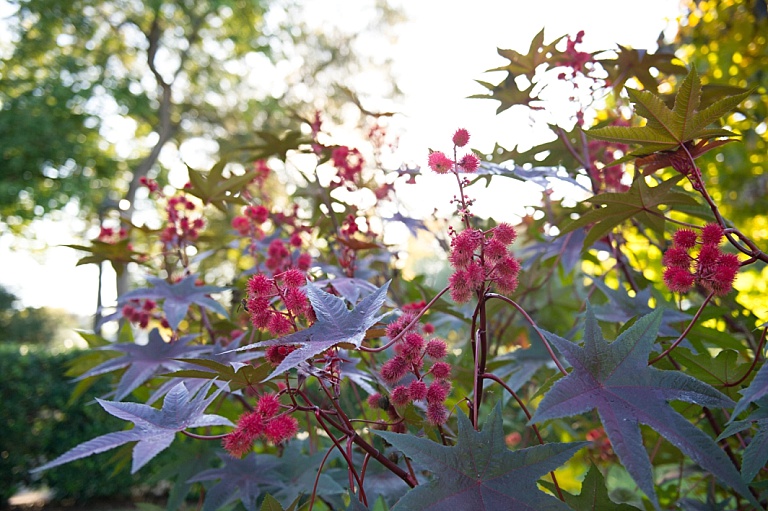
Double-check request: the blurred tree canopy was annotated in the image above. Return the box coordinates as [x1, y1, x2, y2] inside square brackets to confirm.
[674, 0, 768, 230]
[0, 0, 401, 231]
[0, 285, 76, 345]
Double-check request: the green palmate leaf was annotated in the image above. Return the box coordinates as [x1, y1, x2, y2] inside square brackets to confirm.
[240, 130, 310, 162]
[561, 175, 697, 249]
[375, 403, 587, 510]
[186, 160, 259, 212]
[491, 28, 565, 78]
[669, 349, 751, 389]
[600, 45, 687, 93]
[530, 305, 757, 509]
[586, 68, 750, 160]
[67, 239, 148, 276]
[540, 463, 640, 511]
[470, 77, 535, 114]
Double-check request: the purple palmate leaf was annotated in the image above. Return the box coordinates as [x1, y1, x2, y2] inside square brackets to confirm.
[31, 381, 232, 474]
[375, 403, 587, 510]
[77, 328, 209, 400]
[188, 452, 281, 511]
[120, 274, 229, 330]
[228, 281, 391, 381]
[530, 304, 757, 509]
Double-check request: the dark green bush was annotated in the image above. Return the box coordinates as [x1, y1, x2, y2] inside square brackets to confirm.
[0, 345, 142, 506]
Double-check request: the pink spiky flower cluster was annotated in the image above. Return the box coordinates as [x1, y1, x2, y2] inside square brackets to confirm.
[448, 224, 521, 303]
[246, 270, 315, 338]
[368, 313, 452, 426]
[159, 194, 205, 248]
[121, 299, 170, 330]
[663, 224, 740, 296]
[331, 145, 365, 185]
[427, 128, 480, 175]
[223, 393, 298, 458]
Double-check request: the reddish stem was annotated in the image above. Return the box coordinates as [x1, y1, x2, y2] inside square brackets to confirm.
[484, 293, 568, 375]
[648, 291, 714, 365]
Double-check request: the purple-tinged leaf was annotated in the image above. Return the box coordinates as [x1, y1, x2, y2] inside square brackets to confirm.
[269, 443, 345, 507]
[718, 398, 768, 483]
[120, 274, 229, 330]
[590, 279, 691, 337]
[147, 334, 259, 404]
[229, 281, 391, 381]
[188, 452, 281, 511]
[520, 228, 587, 274]
[731, 360, 768, 419]
[32, 381, 231, 474]
[530, 305, 757, 509]
[375, 403, 587, 510]
[312, 277, 381, 304]
[77, 328, 209, 400]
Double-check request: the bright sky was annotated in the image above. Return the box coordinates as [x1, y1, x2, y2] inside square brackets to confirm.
[0, 0, 683, 316]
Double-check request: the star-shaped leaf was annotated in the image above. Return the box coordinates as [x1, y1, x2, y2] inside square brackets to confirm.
[239, 130, 310, 162]
[375, 403, 587, 510]
[587, 68, 751, 159]
[120, 274, 229, 330]
[731, 360, 768, 419]
[491, 28, 566, 78]
[600, 45, 687, 93]
[188, 452, 281, 511]
[530, 305, 757, 509]
[541, 463, 640, 511]
[229, 281, 391, 381]
[268, 443, 345, 506]
[31, 381, 231, 474]
[560, 175, 698, 249]
[67, 239, 149, 276]
[590, 279, 691, 337]
[186, 159, 259, 212]
[717, 397, 768, 483]
[77, 328, 209, 400]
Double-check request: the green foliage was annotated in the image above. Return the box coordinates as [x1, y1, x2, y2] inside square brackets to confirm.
[0, 345, 144, 504]
[561, 174, 698, 248]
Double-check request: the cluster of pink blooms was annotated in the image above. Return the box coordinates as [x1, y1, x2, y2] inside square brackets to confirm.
[557, 30, 592, 81]
[331, 145, 365, 186]
[586, 122, 630, 193]
[368, 312, 452, 426]
[223, 393, 298, 458]
[121, 299, 169, 329]
[663, 224, 740, 296]
[231, 204, 269, 238]
[96, 225, 129, 244]
[245, 270, 314, 339]
[232, 202, 313, 273]
[427, 129, 481, 175]
[139, 176, 160, 193]
[448, 224, 521, 303]
[159, 194, 205, 248]
[139, 177, 205, 249]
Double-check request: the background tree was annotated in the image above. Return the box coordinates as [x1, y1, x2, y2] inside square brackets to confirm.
[0, 0, 402, 306]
